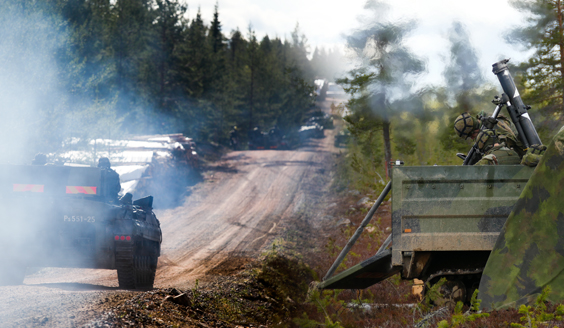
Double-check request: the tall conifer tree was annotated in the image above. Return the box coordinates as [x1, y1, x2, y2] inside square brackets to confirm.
[507, 0, 564, 125]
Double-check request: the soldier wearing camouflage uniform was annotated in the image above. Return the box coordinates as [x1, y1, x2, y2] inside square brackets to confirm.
[454, 112, 523, 165]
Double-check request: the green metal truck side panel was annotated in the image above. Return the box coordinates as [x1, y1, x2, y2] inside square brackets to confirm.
[321, 165, 535, 290]
[391, 165, 534, 266]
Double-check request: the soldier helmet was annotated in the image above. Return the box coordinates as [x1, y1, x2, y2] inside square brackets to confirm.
[454, 112, 479, 139]
[98, 157, 111, 169]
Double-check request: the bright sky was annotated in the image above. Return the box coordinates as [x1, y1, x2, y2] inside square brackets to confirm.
[185, 0, 532, 86]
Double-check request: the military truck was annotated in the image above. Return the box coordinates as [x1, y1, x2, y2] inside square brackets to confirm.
[320, 59, 546, 305]
[0, 164, 162, 289]
[319, 164, 534, 303]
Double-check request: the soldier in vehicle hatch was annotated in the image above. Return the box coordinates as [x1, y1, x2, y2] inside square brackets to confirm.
[98, 157, 121, 203]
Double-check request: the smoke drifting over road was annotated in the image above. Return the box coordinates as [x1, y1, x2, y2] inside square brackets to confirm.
[0, 3, 74, 284]
[0, 2, 127, 165]
[0, 2, 69, 164]
[0, 2, 122, 285]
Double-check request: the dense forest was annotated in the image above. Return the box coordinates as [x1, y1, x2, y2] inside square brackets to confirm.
[0, 0, 344, 163]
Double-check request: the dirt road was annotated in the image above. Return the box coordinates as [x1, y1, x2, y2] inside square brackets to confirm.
[0, 99, 342, 327]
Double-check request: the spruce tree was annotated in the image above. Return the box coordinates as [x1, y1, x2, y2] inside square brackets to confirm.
[506, 0, 564, 126]
[339, 0, 425, 178]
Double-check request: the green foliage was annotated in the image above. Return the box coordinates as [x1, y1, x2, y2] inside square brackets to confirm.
[510, 286, 564, 328]
[4, 0, 317, 159]
[506, 0, 564, 128]
[310, 47, 347, 82]
[338, 2, 425, 179]
[419, 278, 447, 313]
[294, 287, 346, 328]
[434, 290, 489, 328]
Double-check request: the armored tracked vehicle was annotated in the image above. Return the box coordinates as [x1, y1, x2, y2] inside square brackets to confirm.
[0, 164, 162, 289]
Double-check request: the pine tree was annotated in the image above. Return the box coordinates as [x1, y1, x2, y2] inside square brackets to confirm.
[506, 0, 564, 126]
[151, 0, 187, 113]
[246, 26, 259, 131]
[209, 2, 224, 54]
[108, 0, 154, 121]
[339, 0, 425, 178]
[179, 8, 208, 97]
[290, 23, 314, 81]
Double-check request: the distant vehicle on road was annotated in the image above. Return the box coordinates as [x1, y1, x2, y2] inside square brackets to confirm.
[299, 123, 324, 139]
[307, 111, 334, 129]
[334, 129, 350, 147]
[248, 127, 267, 150]
[248, 127, 289, 150]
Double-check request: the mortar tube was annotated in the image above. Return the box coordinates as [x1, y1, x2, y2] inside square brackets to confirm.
[322, 180, 392, 281]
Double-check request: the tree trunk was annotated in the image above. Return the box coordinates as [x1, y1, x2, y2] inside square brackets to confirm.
[557, 0, 564, 112]
[382, 119, 392, 179]
[249, 63, 254, 131]
[159, 19, 166, 107]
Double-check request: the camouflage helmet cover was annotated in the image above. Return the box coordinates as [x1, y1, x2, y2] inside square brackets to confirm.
[454, 112, 479, 139]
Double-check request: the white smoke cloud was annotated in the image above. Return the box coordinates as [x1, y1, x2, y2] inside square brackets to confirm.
[0, 2, 68, 164]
